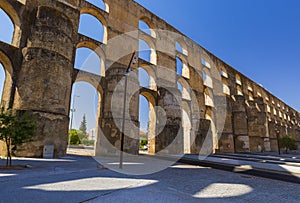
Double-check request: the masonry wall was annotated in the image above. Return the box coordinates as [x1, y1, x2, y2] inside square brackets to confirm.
[0, 0, 299, 157]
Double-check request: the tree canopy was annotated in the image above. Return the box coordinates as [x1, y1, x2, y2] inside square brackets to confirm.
[79, 114, 87, 135]
[0, 106, 36, 167]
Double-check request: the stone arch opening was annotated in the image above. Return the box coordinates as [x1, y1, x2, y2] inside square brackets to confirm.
[201, 57, 211, 69]
[176, 57, 183, 76]
[202, 69, 213, 88]
[248, 91, 254, 101]
[69, 80, 103, 155]
[220, 67, 228, 78]
[177, 78, 191, 101]
[222, 78, 230, 95]
[138, 67, 150, 89]
[79, 9, 107, 43]
[175, 39, 188, 56]
[0, 50, 13, 108]
[0, 2, 21, 47]
[176, 55, 189, 79]
[236, 74, 242, 85]
[237, 85, 243, 96]
[140, 91, 157, 154]
[177, 79, 192, 154]
[139, 38, 156, 65]
[204, 87, 214, 107]
[0, 8, 14, 45]
[182, 100, 191, 154]
[139, 64, 157, 91]
[139, 17, 156, 38]
[75, 46, 105, 76]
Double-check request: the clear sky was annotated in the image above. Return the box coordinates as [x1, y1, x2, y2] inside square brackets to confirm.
[135, 0, 300, 112]
[1, 0, 300, 134]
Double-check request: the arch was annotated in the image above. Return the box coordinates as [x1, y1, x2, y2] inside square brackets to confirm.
[222, 78, 230, 95]
[248, 91, 254, 101]
[201, 58, 211, 69]
[176, 57, 183, 76]
[236, 85, 243, 96]
[175, 39, 188, 56]
[236, 74, 242, 85]
[139, 64, 157, 91]
[0, 50, 13, 107]
[78, 14, 104, 43]
[138, 67, 150, 88]
[0, 1, 21, 47]
[177, 82, 183, 93]
[220, 67, 228, 78]
[74, 72, 104, 95]
[139, 17, 156, 38]
[202, 70, 213, 88]
[139, 94, 149, 151]
[69, 81, 103, 152]
[79, 8, 108, 43]
[76, 41, 105, 76]
[204, 87, 214, 107]
[205, 107, 214, 121]
[138, 38, 157, 65]
[86, 0, 109, 12]
[140, 90, 157, 154]
[74, 47, 105, 76]
[176, 55, 189, 78]
[205, 105, 218, 153]
[176, 42, 183, 53]
[0, 8, 14, 45]
[182, 100, 192, 154]
[177, 78, 192, 154]
[177, 78, 191, 101]
[139, 20, 152, 37]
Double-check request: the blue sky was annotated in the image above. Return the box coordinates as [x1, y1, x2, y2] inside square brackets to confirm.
[135, 0, 300, 112]
[1, 0, 300, 134]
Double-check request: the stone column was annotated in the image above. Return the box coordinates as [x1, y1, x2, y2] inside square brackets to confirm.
[96, 65, 140, 156]
[12, 4, 77, 157]
[246, 98, 268, 152]
[155, 87, 183, 154]
[232, 95, 250, 152]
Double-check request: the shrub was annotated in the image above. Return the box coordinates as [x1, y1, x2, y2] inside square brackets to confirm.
[279, 136, 298, 153]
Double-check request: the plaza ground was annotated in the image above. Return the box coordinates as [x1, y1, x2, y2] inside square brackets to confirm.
[0, 148, 300, 202]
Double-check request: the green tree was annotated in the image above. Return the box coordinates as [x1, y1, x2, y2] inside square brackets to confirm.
[279, 136, 298, 153]
[68, 130, 81, 145]
[0, 106, 36, 167]
[79, 114, 87, 136]
[77, 130, 86, 140]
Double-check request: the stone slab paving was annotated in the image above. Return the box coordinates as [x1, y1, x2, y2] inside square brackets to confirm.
[182, 154, 300, 177]
[0, 155, 300, 203]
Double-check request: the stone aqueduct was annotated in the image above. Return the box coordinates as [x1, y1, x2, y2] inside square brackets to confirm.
[0, 0, 299, 157]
